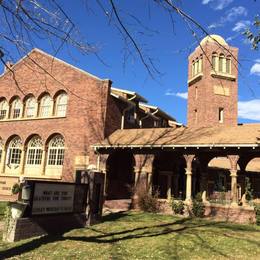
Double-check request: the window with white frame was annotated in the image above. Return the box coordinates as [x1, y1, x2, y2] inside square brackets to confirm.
[212, 52, 218, 71]
[226, 55, 231, 74]
[218, 108, 224, 123]
[0, 99, 8, 120]
[7, 136, 22, 165]
[219, 54, 225, 73]
[10, 98, 22, 119]
[40, 95, 52, 117]
[195, 86, 198, 100]
[191, 55, 203, 77]
[47, 135, 65, 166]
[55, 93, 68, 116]
[212, 53, 232, 75]
[25, 97, 36, 118]
[26, 136, 43, 165]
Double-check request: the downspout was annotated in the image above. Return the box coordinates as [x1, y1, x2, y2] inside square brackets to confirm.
[152, 108, 159, 116]
[139, 112, 159, 128]
[121, 95, 136, 129]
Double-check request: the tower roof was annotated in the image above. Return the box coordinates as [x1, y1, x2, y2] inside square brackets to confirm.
[200, 35, 227, 46]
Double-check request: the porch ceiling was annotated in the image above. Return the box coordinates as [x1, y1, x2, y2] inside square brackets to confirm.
[94, 124, 260, 151]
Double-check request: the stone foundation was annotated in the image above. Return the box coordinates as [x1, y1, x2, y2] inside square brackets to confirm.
[204, 204, 256, 224]
[3, 213, 86, 242]
[157, 200, 256, 224]
[0, 194, 18, 202]
[103, 199, 132, 212]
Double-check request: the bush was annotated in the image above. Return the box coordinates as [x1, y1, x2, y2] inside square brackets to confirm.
[254, 204, 260, 226]
[245, 177, 254, 202]
[137, 191, 159, 213]
[172, 199, 185, 215]
[12, 183, 21, 195]
[192, 192, 205, 218]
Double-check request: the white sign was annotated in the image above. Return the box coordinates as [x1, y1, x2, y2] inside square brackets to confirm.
[32, 183, 75, 215]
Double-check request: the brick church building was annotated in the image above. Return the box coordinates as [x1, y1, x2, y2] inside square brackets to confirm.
[0, 35, 259, 216]
[0, 48, 175, 200]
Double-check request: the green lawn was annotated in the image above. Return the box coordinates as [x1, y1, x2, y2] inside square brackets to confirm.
[0, 202, 7, 221]
[0, 211, 260, 259]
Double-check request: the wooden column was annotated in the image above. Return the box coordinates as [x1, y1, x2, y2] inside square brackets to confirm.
[228, 155, 239, 206]
[184, 154, 195, 203]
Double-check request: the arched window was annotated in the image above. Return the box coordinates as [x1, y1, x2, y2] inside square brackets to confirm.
[25, 97, 36, 118]
[55, 93, 68, 116]
[198, 54, 203, 73]
[39, 94, 52, 117]
[219, 54, 225, 73]
[194, 58, 199, 75]
[7, 136, 22, 165]
[192, 60, 195, 77]
[212, 52, 218, 71]
[26, 136, 43, 165]
[226, 55, 231, 74]
[47, 135, 65, 166]
[0, 99, 8, 120]
[10, 98, 22, 119]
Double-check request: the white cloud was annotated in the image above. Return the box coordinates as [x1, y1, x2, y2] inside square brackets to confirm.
[208, 23, 221, 30]
[232, 20, 250, 32]
[165, 90, 188, 99]
[255, 59, 260, 63]
[225, 6, 247, 22]
[238, 100, 260, 120]
[208, 6, 247, 30]
[250, 63, 260, 76]
[202, 0, 233, 10]
[202, 0, 213, 4]
[243, 38, 252, 45]
[176, 92, 188, 99]
[215, 0, 234, 10]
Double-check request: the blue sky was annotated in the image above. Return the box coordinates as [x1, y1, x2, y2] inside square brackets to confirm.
[1, 0, 260, 124]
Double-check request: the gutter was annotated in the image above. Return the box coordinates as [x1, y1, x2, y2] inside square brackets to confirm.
[93, 143, 259, 149]
[121, 94, 136, 129]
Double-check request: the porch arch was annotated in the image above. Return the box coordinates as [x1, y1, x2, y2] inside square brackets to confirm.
[106, 150, 135, 200]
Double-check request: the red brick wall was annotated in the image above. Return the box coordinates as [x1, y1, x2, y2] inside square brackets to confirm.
[0, 49, 111, 182]
[187, 42, 238, 127]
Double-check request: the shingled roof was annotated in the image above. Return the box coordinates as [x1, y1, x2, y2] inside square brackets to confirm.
[94, 124, 260, 148]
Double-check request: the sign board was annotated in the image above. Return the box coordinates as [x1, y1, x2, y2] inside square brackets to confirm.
[32, 183, 76, 215]
[0, 177, 19, 196]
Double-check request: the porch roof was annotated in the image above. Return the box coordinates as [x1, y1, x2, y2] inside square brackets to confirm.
[94, 124, 260, 149]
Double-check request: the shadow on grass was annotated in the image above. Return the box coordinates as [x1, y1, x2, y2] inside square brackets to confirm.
[0, 213, 259, 259]
[101, 211, 130, 222]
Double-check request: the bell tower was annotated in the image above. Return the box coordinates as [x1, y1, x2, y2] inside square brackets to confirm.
[187, 35, 238, 127]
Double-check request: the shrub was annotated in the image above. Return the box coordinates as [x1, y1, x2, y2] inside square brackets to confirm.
[172, 199, 185, 215]
[12, 183, 21, 195]
[137, 191, 159, 213]
[192, 192, 205, 218]
[254, 204, 260, 226]
[245, 177, 254, 202]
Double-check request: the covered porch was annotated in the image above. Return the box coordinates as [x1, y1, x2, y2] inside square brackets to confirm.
[94, 125, 260, 217]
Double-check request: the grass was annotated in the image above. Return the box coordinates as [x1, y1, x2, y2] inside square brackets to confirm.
[0, 211, 260, 259]
[0, 202, 7, 221]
